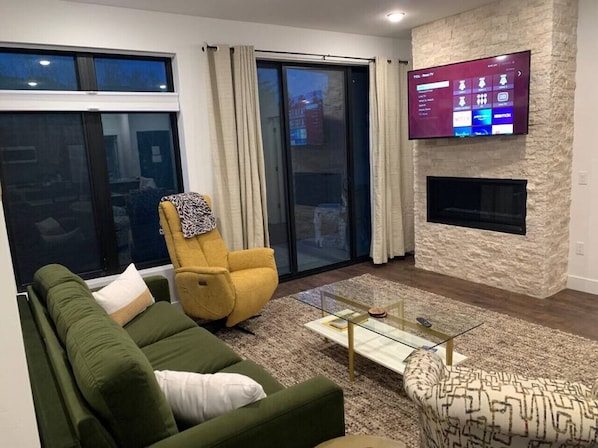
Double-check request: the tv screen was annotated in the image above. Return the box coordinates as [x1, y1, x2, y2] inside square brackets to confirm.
[407, 50, 531, 139]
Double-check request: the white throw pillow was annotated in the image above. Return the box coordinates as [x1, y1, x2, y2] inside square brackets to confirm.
[92, 263, 155, 326]
[154, 370, 267, 425]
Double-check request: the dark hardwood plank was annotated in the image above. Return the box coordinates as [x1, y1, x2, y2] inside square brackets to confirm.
[274, 255, 598, 341]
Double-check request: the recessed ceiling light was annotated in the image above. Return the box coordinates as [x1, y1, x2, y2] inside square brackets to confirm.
[386, 12, 406, 23]
[39, 60, 51, 66]
[27, 81, 38, 87]
[159, 84, 167, 90]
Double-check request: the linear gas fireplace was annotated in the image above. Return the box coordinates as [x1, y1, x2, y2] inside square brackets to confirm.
[427, 177, 527, 235]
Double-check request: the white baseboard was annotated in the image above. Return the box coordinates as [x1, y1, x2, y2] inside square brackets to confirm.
[567, 274, 598, 295]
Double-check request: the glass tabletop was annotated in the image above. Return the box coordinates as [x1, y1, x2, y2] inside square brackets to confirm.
[292, 279, 484, 350]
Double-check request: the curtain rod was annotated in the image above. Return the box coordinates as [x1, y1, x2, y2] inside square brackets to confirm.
[202, 45, 408, 64]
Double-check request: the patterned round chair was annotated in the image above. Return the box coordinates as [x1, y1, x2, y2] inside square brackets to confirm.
[403, 348, 598, 448]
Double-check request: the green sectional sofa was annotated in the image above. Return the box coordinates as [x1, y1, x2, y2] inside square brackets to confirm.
[18, 264, 345, 448]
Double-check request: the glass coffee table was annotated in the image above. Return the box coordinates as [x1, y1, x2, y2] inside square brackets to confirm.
[293, 280, 483, 381]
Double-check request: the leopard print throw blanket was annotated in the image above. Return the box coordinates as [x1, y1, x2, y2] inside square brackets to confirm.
[161, 192, 217, 238]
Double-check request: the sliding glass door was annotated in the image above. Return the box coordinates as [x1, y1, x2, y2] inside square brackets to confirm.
[258, 62, 370, 278]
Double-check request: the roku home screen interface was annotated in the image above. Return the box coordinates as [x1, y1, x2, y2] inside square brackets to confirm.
[408, 52, 530, 139]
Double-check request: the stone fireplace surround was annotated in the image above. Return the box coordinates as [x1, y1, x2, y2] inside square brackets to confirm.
[411, 0, 578, 298]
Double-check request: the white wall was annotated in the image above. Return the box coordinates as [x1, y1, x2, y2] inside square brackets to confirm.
[567, 0, 598, 295]
[0, 205, 38, 447]
[0, 0, 409, 445]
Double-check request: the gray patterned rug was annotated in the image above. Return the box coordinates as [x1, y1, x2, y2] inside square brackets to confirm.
[217, 274, 598, 447]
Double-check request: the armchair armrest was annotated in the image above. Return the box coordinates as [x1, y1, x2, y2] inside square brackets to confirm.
[403, 348, 447, 406]
[174, 267, 235, 319]
[148, 375, 345, 448]
[228, 247, 276, 272]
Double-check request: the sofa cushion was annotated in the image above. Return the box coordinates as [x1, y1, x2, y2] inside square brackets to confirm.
[142, 326, 242, 373]
[154, 370, 266, 425]
[92, 263, 155, 326]
[33, 263, 89, 305]
[125, 301, 197, 348]
[46, 280, 107, 345]
[66, 315, 178, 448]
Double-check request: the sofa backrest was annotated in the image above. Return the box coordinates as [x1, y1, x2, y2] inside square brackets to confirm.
[30, 264, 178, 448]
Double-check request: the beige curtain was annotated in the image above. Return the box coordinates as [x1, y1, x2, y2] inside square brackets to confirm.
[205, 45, 269, 250]
[369, 57, 414, 264]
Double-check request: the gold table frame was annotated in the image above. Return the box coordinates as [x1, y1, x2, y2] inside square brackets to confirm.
[317, 290, 472, 381]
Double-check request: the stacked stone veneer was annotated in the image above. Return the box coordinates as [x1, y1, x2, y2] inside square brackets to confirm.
[412, 0, 578, 298]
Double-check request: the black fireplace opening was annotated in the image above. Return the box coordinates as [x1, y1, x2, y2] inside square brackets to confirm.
[427, 176, 527, 235]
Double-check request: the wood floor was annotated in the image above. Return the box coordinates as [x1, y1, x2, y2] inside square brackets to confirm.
[274, 255, 598, 341]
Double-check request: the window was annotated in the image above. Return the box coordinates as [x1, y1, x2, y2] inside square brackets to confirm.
[0, 49, 182, 289]
[0, 51, 78, 90]
[94, 57, 172, 92]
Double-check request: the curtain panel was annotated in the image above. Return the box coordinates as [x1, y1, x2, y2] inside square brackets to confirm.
[205, 45, 269, 250]
[369, 57, 414, 264]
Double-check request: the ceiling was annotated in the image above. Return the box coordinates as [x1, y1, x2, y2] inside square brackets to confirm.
[69, 0, 496, 39]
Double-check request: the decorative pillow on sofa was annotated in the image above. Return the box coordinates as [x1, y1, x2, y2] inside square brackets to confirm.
[92, 263, 154, 326]
[154, 370, 267, 425]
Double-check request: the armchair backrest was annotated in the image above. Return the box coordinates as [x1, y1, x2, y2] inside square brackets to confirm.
[158, 195, 229, 270]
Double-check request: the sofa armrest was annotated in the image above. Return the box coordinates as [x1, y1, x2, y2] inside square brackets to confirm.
[18, 293, 78, 448]
[148, 375, 345, 448]
[144, 275, 171, 303]
[228, 247, 276, 272]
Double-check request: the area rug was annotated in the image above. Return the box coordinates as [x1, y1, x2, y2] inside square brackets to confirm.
[217, 274, 598, 447]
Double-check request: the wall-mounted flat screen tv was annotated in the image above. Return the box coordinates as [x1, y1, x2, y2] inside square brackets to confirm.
[407, 50, 531, 140]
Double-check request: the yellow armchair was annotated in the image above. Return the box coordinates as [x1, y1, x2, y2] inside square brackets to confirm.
[158, 194, 278, 327]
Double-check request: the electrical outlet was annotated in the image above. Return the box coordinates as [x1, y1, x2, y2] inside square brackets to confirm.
[575, 241, 585, 255]
[579, 171, 588, 185]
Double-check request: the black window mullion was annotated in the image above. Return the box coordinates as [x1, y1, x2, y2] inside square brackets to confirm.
[76, 55, 97, 91]
[82, 113, 120, 273]
[279, 64, 299, 276]
[169, 114, 185, 192]
[345, 67, 356, 260]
